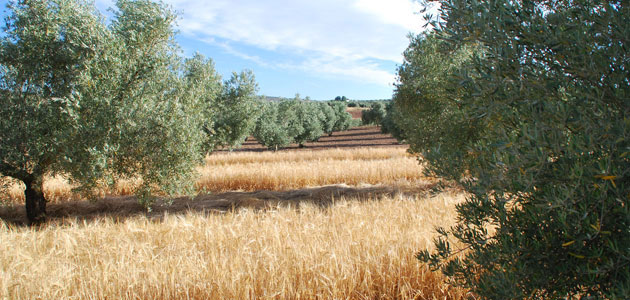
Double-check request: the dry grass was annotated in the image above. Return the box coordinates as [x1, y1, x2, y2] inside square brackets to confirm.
[0, 147, 469, 299]
[206, 147, 408, 166]
[346, 107, 368, 119]
[1, 148, 426, 204]
[1, 176, 141, 205]
[198, 147, 428, 192]
[0, 192, 469, 300]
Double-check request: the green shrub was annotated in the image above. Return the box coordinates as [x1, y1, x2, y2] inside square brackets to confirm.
[318, 102, 338, 136]
[403, 1, 630, 299]
[380, 102, 405, 142]
[361, 102, 386, 125]
[206, 70, 260, 151]
[330, 102, 353, 134]
[293, 101, 324, 146]
[253, 102, 292, 151]
[348, 118, 362, 129]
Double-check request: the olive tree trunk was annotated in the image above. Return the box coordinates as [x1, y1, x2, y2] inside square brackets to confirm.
[23, 178, 46, 225]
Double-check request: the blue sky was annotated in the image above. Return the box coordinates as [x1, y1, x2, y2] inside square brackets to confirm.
[6, 0, 435, 100]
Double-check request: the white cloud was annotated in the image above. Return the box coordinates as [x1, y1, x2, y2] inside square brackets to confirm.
[353, 0, 425, 32]
[96, 0, 429, 87]
[283, 55, 396, 86]
[206, 39, 270, 68]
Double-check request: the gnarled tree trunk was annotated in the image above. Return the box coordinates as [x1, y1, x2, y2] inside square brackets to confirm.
[24, 177, 46, 225]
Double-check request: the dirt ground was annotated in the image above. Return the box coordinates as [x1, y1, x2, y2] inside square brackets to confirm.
[230, 125, 405, 152]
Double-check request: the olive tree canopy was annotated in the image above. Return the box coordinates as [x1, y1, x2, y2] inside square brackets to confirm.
[0, 0, 209, 224]
[406, 1, 630, 298]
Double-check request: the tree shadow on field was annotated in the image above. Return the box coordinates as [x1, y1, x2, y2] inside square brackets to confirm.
[0, 183, 438, 227]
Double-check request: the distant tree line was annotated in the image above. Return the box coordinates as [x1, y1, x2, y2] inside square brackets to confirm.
[253, 96, 354, 151]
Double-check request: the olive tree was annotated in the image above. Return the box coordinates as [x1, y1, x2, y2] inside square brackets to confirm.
[0, 0, 207, 224]
[380, 102, 405, 142]
[276, 98, 306, 144]
[293, 101, 324, 147]
[408, 1, 630, 298]
[392, 32, 482, 179]
[329, 101, 353, 134]
[317, 102, 337, 136]
[253, 101, 292, 151]
[206, 70, 260, 151]
[361, 102, 386, 125]
[182, 53, 223, 152]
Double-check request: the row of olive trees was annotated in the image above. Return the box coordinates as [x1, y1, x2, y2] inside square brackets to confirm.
[0, 0, 257, 224]
[253, 97, 354, 151]
[392, 0, 628, 299]
[361, 102, 406, 143]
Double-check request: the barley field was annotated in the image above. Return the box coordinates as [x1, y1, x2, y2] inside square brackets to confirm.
[1, 148, 429, 204]
[197, 147, 429, 192]
[0, 146, 470, 299]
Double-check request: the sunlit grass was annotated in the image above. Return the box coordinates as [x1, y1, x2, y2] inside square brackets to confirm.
[197, 148, 427, 192]
[0, 147, 469, 299]
[0, 192, 468, 300]
[2, 147, 427, 204]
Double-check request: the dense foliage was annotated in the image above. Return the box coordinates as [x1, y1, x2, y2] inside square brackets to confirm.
[253, 98, 355, 150]
[292, 100, 325, 146]
[392, 33, 481, 177]
[0, 0, 257, 223]
[252, 101, 292, 151]
[380, 102, 405, 142]
[361, 102, 386, 125]
[206, 70, 260, 151]
[330, 101, 354, 134]
[317, 102, 338, 136]
[400, 1, 630, 298]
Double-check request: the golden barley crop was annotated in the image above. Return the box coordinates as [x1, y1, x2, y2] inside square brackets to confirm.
[0, 147, 468, 299]
[0, 192, 469, 300]
[197, 147, 428, 192]
[204, 147, 406, 166]
[1, 147, 426, 204]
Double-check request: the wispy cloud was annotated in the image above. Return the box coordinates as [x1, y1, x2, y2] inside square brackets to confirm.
[172, 0, 427, 86]
[207, 39, 270, 68]
[96, 0, 429, 88]
[279, 55, 396, 87]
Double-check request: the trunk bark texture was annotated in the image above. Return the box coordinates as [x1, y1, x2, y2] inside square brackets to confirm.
[24, 178, 46, 225]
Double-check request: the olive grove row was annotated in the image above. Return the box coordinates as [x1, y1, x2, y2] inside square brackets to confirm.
[0, 0, 359, 224]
